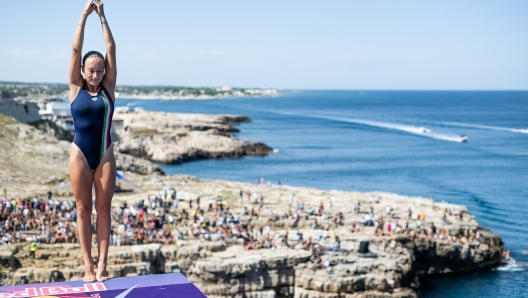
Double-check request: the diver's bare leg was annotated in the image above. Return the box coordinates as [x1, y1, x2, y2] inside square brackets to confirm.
[93, 145, 116, 282]
[70, 143, 96, 282]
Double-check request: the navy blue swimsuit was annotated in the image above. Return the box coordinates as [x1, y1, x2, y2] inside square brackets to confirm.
[71, 85, 114, 172]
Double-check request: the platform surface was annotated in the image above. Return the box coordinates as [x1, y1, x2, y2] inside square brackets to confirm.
[0, 273, 206, 298]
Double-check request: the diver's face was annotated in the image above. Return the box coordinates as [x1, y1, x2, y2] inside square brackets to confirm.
[82, 57, 105, 86]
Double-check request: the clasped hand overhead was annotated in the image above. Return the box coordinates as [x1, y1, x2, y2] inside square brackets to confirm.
[83, 0, 105, 17]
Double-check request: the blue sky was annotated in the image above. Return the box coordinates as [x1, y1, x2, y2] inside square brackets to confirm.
[1, 1, 527, 90]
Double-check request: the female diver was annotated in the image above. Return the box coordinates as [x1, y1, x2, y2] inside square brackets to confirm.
[69, 0, 116, 282]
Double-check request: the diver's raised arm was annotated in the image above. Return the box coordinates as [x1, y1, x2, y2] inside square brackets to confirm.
[69, 0, 95, 88]
[95, 1, 117, 92]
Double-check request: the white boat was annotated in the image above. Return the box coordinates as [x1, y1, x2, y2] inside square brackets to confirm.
[459, 135, 469, 142]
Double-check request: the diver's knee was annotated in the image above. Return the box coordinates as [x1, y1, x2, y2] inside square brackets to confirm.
[95, 205, 111, 217]
[77, 206, 92, 220]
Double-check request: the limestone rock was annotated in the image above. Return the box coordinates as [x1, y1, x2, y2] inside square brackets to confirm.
[115, 111, 273, 164]
[115, 151, 165, 175]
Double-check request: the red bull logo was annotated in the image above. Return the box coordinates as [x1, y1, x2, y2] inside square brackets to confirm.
[0, 284, 106, 298]
[0, 273, 204, 298]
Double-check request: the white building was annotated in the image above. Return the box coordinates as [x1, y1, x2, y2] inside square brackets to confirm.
[38, 102, 71, 118]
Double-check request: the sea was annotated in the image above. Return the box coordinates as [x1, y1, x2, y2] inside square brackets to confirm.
[115, 91, 528, 297]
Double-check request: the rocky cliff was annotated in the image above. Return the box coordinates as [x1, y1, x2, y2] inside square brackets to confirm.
[0, 233, 501, 297]
[114, 111, 273, 164]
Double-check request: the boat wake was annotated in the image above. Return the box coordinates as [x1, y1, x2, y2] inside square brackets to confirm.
[274, 111, 469, 143]
[327, 117, 470, 142]
[436, 121, 528, 134]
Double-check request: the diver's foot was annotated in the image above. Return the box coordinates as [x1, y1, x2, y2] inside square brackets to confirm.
[96, 275, 110, 282]
[96, 262, 110, 282]
[83, 272, 97, 282]
[83, 261, 96, 282]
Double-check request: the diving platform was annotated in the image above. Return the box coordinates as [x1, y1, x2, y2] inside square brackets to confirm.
[0, 273, 206, 298]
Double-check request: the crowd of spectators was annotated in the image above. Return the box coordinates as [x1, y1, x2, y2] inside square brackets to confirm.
[1, 192, 78, 245]
[0, 190, 486, 256]
[350, 203, 485, 254]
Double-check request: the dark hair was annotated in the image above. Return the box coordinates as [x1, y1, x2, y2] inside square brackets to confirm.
[82, 51, 104, 66]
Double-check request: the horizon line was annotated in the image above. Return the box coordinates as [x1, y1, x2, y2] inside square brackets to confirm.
[1, 80, 527, 92]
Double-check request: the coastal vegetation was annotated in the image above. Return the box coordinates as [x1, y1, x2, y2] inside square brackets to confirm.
[0, 82, 68, 99]
[0, 81, 277, 101]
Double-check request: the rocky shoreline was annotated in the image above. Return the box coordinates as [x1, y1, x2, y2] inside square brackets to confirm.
[0, 112, 504, 297]
[115, 111, 273, 164]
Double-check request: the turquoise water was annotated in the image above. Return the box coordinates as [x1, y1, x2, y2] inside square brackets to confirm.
[117, 91, 528, 297]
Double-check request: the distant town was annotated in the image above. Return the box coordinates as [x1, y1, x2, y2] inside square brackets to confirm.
[0, 81, 278, 102]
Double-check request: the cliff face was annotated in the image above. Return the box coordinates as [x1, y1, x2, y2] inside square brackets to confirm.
[189, 249, 307, 297]
[186, 237, 501, 297]
[410, 229, 503, 276]
[0, 232, 502, 297]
